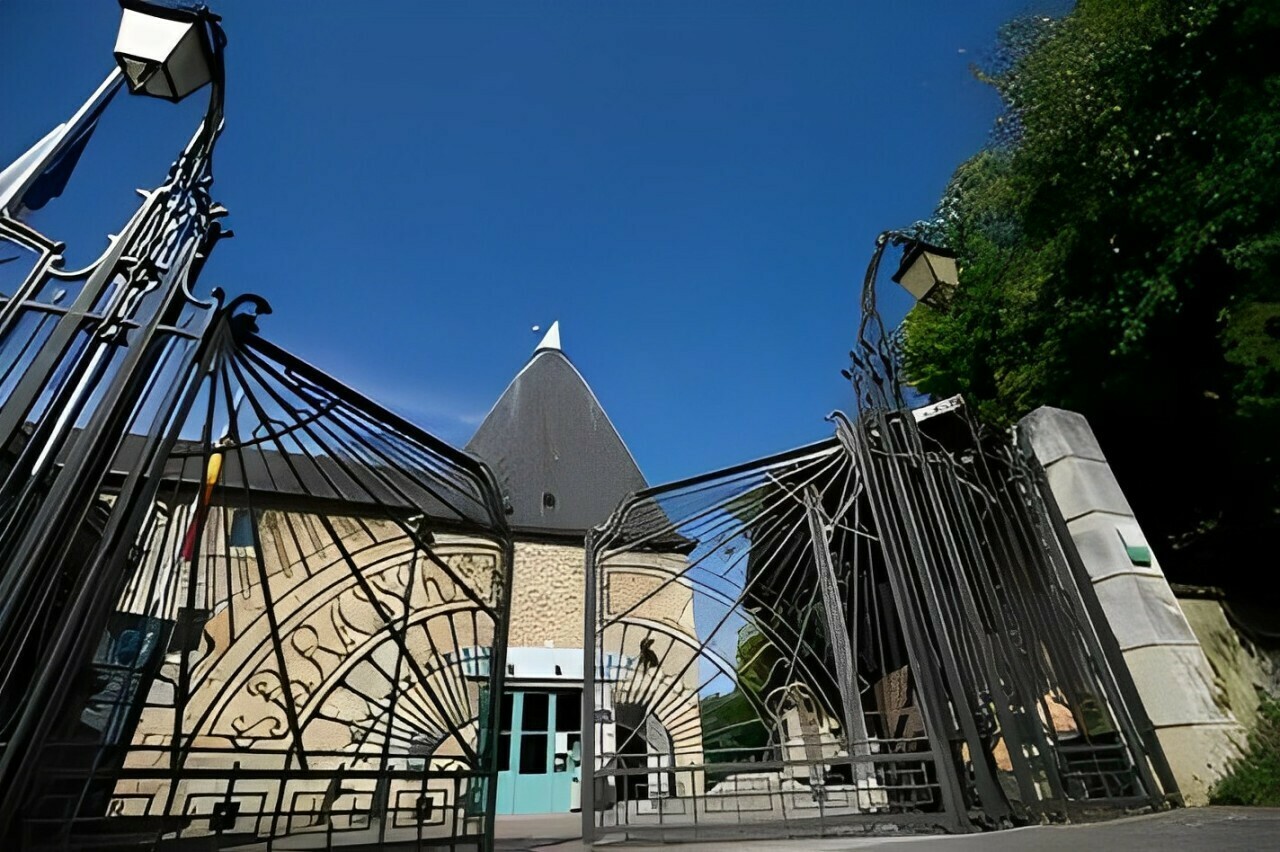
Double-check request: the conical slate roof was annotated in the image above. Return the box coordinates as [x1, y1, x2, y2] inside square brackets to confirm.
[466, 323, 647, 535]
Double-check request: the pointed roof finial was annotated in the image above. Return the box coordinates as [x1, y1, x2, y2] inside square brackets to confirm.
[535, 320, 561, 353]
[469, 316, 646, 533]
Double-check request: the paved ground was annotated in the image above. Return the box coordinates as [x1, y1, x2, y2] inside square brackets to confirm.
[493, 808, 1280, 851]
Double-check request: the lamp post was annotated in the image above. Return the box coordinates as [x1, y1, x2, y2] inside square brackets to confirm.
[115, 0, 222, 101]
[890, 241, 959, 309]
[846, 232, 960, 413]
[0, 2, 224, 219]
[0, 2, 229, 835]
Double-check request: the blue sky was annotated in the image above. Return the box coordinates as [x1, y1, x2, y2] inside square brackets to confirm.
[1, 0, 1040, 486]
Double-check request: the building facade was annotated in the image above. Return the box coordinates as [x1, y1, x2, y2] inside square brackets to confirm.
[467, 323, 701, 815]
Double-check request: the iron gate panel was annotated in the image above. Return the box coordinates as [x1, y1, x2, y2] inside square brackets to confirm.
[0, 295, 513, 849]
[847, 404, 1172, 823]
[1, 23, 1180, 846]
[0, 65, 514, 846]
[583, 439, 961, 843]
[583, 402, 1175, 843]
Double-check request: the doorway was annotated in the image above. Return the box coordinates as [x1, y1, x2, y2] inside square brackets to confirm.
[495, 689, 582, 814]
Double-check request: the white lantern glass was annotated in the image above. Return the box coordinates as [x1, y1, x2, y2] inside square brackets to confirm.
[892, 243, 959, 305]
[114, 6, 212, 102]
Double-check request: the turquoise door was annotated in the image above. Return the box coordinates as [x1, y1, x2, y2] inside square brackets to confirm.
[495, 690, 581, 814]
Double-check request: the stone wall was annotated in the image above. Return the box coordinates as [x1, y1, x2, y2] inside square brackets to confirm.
[1176, 590, 1280, 734]
[507, 541, 588, 649]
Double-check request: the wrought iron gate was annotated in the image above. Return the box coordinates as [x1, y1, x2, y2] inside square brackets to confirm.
[581, 233, 1179, 842]
[0, 8, 513, 846]
[0, 293, 513, 849]
[0, 96, 514, 847]
[583, 404, 1177, 842]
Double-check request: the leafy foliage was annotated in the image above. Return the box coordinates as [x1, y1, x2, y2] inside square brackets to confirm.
[1211, 697, 1280, 806]
[902, 0, 1280, 584]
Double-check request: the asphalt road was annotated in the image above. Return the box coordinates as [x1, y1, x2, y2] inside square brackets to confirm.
[495, 808, 1280, 851]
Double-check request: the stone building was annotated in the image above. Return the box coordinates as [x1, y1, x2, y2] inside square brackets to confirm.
[467, 323, 702, 815]
[109, 322, 701, 835]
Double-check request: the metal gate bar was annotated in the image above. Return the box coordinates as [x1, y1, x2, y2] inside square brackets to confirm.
[0, 297, 514, 849]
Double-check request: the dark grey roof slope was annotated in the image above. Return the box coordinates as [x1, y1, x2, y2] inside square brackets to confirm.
[466, 323, 646, 535]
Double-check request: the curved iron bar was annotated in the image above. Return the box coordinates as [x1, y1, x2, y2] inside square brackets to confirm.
[0, 78, 234, 836]
[848, 229, 917, 413]
[0, 10, 514, 847]
[841, 231, 1179, 822]
[580, 230, 1180, 844]
[585, 436, 951, 843]
[2, 301, 513, 849]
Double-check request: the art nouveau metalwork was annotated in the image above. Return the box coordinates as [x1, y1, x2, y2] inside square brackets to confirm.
[0, 5, 513, 848]
[84, 304, 509, 849]
[1, 2, 1179, 845]
[1, 297, 513, 848]
[0, 6, 230, 835]
[585, 438, 955, 841]
[582, 235, 1179, 842]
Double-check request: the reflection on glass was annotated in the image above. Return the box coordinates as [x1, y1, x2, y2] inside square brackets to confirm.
[555, 691, 580, 733]
[500, 692, 514, 731]
[35, 271, 88, 308]
[498, 733, 511, 771]
[522, 693, 548, 732]
[519, 734, 548, 775]
[0, 311, 56, 401]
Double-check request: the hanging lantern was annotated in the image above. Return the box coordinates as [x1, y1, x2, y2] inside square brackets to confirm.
[891, 241, 959, 307]
[113, 0, 221, 102]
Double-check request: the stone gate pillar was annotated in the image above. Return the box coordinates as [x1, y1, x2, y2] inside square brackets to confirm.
[1019, 406, 1242, 805]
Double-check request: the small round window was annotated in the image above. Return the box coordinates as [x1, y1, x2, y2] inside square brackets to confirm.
[543, 492, 556, 509]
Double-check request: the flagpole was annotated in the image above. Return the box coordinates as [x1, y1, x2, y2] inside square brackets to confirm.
[0, 67, 125, 217]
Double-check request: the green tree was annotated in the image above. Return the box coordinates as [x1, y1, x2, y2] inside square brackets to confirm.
[903, 0, 1280, 586]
